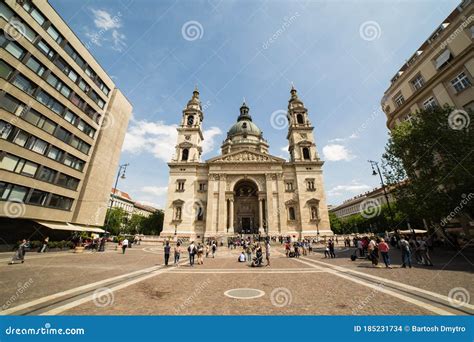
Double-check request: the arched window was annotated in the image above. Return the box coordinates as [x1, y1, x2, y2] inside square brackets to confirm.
[181, 148, 189, 161]
[302, 147, 310, 160]
[187, 115, 194, 126]
[288, 207, 296, 221]
[196, 205, 204, 221]
[175, 207, 182, 220]
[297, 114, 304, 124]
[310, 206, 319, 220]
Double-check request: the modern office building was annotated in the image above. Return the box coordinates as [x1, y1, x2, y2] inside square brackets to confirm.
[381, 0, 473, 128]
[0, 0, 132, 241]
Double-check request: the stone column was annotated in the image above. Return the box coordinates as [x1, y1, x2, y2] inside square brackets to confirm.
[265, 173, 275, 234]
[258, 198, 264, 233]
[217, 174, 227, 234]
[229, 198, 234, 233]
[205, 175, 216, 236]
[276, 173, 287, 234]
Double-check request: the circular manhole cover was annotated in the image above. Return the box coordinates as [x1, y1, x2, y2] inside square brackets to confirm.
[224, 288, 265, 299]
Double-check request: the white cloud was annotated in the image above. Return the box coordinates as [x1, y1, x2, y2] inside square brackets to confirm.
[91, 9, 121, 30]
[280, 145, 288, 152]
[322, 144, 356, 161]
[141, 186, 168, 197]
[328, 133, 359, 143]
[122, 119, 222, 162]
[86, 9, 126, 50]
[328, 181, 371, 197]
[111, 29, 126, 52]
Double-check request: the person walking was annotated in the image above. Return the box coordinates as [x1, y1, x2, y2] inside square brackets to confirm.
[39, 236, 49, 253]
[329, 239, 336, 258]
[245, 244, 253, 265]
[164, 241, 171, 266]
[197, 243, 204, 265]
[368, 238, 379, 267]
[399, 236, 412, 268]
[419, 237, 434, 266]
[10, 239, 29, 264]
[188, 241, 196, 267]
[174, 242, 181, 266]
[121, 238, 129, 254]
[205, 244, 210, 258]
[211, 241, 217, 258]
[357, 239, 364, 257]
[378, 238, 392, 268]
[265, 241, 271, 267]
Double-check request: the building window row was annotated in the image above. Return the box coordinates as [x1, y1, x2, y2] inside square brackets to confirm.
[285, 182, 294, 192]
[306, 179, 316, 191]
[0, 120, 86, 172]
[14, 0, 110, 97]
[0, 88, 92, 155]
[451, 72, 471, 93]
[0, 180, 73, 210]
[176, 180, 185, 192]
[0, 37, 104, 122]
[0, 21, 106, 114]
[0, 152, 80, 190]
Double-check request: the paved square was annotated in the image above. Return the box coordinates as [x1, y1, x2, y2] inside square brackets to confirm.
[0, 243, 472, 316]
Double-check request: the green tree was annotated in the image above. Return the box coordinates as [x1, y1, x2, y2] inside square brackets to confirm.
[141, 210, 164, 235]
[128, 214, 145, 235]
[382, 105, 473, 237]
[104, 208, 127, 236]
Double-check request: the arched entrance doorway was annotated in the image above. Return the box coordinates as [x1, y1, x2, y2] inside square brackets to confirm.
[233, 180, 260, 234]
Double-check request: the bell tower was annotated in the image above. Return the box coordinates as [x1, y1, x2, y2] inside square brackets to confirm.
[172, 87, 204, 162]
[286, 85, 319, 162]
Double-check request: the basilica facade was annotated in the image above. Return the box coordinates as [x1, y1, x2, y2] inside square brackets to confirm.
[161, 87, 332, 240]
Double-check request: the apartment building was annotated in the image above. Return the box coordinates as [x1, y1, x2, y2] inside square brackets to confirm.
[381, 0, 473, 128]
[0, 0, 132, 241]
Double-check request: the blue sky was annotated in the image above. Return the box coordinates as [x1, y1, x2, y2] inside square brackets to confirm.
[51, 0, 459, 208]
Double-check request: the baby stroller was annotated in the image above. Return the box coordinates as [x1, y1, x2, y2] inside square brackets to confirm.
[251, 252, 263, 267]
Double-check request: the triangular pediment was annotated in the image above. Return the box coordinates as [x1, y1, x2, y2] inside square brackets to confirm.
[206, 150, 286, 163]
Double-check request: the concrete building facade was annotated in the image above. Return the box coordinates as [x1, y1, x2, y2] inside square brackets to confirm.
[0, 0, 132, 239]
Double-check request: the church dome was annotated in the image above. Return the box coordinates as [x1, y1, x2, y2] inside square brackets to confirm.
[227, 102, 262, 137]
[228, 120, 262, 136]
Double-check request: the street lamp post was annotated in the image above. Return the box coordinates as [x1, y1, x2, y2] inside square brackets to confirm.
[106, 163, 129, 231]
[368, 160, 396, 235]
